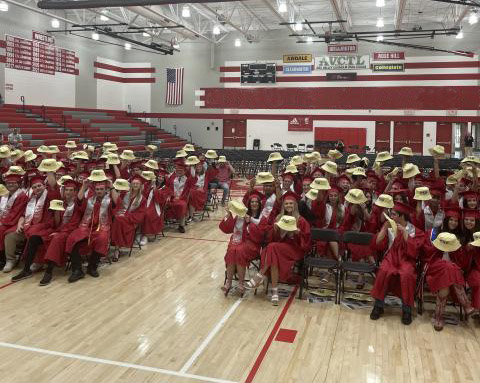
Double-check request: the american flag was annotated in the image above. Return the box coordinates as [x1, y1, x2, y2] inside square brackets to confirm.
[166, 67, 184, 105]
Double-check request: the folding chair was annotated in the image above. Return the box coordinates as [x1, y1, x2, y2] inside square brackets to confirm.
[339, 231, 376, 301]
[299, 229, 341, 303]
[128, 224, 142, 257]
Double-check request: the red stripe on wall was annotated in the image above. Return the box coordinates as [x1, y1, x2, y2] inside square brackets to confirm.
[221, 73, 480, 83]
[0, 55, 5, 63]
[219, 61, 480, 72]
[94, 72, 155, 83]
[0, 40, 5, 48]
[203, 86, 479, 110]
[75, 57, 79, 63]
[127, 112, 480, 123]
[94, 61, 155, 73]
[74, 69, 79, 76]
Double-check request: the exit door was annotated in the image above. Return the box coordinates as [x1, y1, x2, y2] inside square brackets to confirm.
[375, 121, 390, 152]
[394, 121, 423, 154]
[223, 119, 246, 149]
[437, 122, 453, 156]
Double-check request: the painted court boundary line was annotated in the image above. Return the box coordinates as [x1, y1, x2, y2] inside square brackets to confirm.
[165, 235, 229, 243]
[0, 341, 238, 383]
[180, 298, 243, 373]
[0, 282, 15, 290]
[245, 286, 298, 383]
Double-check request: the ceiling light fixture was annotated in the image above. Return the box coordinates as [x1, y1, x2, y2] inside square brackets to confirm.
[306, 36, 313, 44]
[279, 2, 287, 13]
[469, 12, 478, 25]
[142, 32, 150, 37]
[213, 25, 221, 35]
[456, 30, 464, 39]
[51, 18, 60, 28]
[376, 34, 384, 41]
[376, 0, 385, 7]
[100, 15, 109, 21]
[0, 1, 9, 12]
[376, 17, 384, 28]
[91, 32, 100, 40]
[234, 38, 241, 47]
[295, 21, 303, 31]
[182, 5, 191, 18]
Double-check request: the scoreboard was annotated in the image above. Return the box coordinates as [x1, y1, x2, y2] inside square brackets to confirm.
[241, 63, 276, 84]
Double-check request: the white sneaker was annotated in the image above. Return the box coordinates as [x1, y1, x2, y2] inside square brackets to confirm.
[3, 261, 15, 273]
[135, 234, 142, 243]
[140, 236, 148, 246]
[30, 263, 43, 272]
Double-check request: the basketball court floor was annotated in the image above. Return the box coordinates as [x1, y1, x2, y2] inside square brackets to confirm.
[0, 186, 479, 383]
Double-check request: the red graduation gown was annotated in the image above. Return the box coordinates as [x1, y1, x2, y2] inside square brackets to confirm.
[370, 225, 424, 307]
[219, 215, 265, 267]
[111, 192, 146, 248]
[166, 174, 194, 220]
[261, 216, 311, 281]
[142, 185, 171, 235]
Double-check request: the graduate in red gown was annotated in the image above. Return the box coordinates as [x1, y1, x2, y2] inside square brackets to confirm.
[370, 202, 424, 325]
[141, 170, 171, 242]
[38, 179, 82, 286]
[421, 209, 476, 331]
[0, 173, 28, 271]
[166, 161, 194, 233]
[219, 193, 265, 297]
[246, 193, 311, 305]
[11, 172, 57, 281]
[110, 176, 146, 259]
[188, 161, 210, 221]
[466, 231, 480, 314]
[65, 171, 119, 283]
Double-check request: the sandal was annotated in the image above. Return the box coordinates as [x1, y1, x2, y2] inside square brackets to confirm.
[245, 273, 265, 290]
[221, 280, 232, 297]
[238, 284, 246, 298]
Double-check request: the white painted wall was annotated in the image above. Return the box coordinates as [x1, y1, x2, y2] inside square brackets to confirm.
[247, 119, 314, 150]
[4, 68, 75, 107]
[160, 118, 223, 149]
[125, 83, 151, 114]
[313, 120, 376, 151]
[96, 79, 124, 111]
[423, 121, 437, 155]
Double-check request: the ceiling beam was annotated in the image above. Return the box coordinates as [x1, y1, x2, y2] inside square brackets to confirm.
[262, 0, 296, 34]
[394, 0, 407, 30]
[329, 0, 351, 32]
[199, 4, 254, 39]
[239, 2, 270, 31]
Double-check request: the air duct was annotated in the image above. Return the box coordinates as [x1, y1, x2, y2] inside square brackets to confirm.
[38, 0, 237, 10]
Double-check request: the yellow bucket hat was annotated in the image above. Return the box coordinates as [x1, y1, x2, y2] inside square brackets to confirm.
[49, 199, 65, 211]
[276, 215, 298, 232]
[113, 179, 130, 191]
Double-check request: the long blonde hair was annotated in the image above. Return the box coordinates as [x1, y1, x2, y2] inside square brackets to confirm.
[275, 199, 300, 223]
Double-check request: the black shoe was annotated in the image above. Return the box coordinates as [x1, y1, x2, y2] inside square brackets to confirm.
[11, 269, 33, 282]
[178, 225, 186, 233]
[87, 268, 99, 278]
[39, 272, 52, 286]
[68, 269, 85, 283]
[401, 310, 412, 325]
[370, 306, 384, 320]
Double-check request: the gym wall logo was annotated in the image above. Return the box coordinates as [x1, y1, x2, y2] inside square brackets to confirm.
[316, 55, 369, 70]
[283, 54, 313, 63]
[288, 116, 313, 132]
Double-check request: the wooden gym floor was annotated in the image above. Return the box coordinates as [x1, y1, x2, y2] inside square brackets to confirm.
[1, 195, 480, 382]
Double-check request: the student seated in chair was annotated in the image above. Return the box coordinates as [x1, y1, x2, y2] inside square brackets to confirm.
[370, 203, 424, 325]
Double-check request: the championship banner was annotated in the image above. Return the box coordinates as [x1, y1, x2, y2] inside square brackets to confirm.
[327, 44, 357, 53]
[288, 116, 312, 132]
[316, 55, 369, 70]
[372, 63, 405, 72]
[283, 64, 312, 74]
[373, 52, 405, 60]
[283, 54, 312, 63]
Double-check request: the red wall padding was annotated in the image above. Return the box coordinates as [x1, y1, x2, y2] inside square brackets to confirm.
[315, 127, 366, 150]
[203, 86, 480, 110]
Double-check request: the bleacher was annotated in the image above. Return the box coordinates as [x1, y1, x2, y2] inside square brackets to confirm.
[0, 104, 188, 153]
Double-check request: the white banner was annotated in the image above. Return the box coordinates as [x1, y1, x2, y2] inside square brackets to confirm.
[316, 55, 369, 70]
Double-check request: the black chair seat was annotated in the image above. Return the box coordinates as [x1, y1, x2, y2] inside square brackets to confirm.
[305, 257, 339, 269]
[342, 261, 376, 273]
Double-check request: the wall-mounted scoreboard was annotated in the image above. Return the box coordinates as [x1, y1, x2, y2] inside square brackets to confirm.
[240, 63, 276, 84]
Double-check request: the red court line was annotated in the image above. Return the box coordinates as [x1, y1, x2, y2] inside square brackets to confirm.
[0, 282, 15, 290]
[165, 235, 228, 243]
[245, 285, 298, 383]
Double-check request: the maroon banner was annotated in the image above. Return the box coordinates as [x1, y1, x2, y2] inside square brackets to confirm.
[288, 116, 312, 131]
[373, 52, 405, 60]
[32, 31, 55, 45]
[5, 34, 77, 75]
[328, 44, 357, 53]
